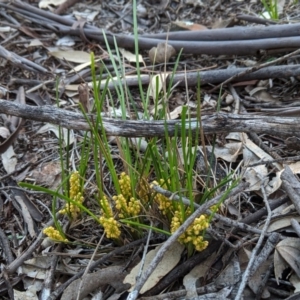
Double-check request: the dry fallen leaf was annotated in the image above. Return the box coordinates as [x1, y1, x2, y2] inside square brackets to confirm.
[29, 161, 61, 189]
[78, 83, 91, 113]
[39, 0, 65, 8]
[49, 50, 92, 63]
[14, 286, 38, 300]
[61, 265, 128, 300]
[119, 48, 144, 63]
[124, 242, 184, 294]
[37, 123, 75, 146]
[148, 73, 169, 101]
[266, 216, 300, 233]
[73, 10, 99, 22]
[289, 273, 300, 294]
[168, 105, 183, 120]
[171, 21, 208, 31]
[1, 145, 17, 173]
[183, 253, 217, 298]
[274, 237, 300, 282]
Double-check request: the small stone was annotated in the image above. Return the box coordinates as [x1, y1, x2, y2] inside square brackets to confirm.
[149, 43, 176, 64]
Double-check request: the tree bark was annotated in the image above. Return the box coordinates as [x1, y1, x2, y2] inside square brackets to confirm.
[0, 100, 299, 138]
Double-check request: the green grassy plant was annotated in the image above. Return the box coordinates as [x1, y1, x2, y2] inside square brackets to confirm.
[261, 0, 279, 20]
[20, 0, 239, 253]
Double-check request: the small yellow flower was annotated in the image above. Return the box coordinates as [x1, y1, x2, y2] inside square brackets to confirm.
[170, 210, 209, 252]
[99, 196, 121, 239]
[43, 226, 68, 242]
[100, 196, 114, 218]
[152, 179, 172, 214]
[99, 216, 121, 239]
[60, 171, 84, 220]
[111, 173, 141, 218]
[119, 172, 132, 199]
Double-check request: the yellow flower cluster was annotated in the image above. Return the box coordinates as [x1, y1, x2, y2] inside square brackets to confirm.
[99, 196, 121, 239]
[60, 171, 84, 219]
[119, 172, 132, 199]
[171, 211, 209, 252]
[113, 194, 140, 218]
[99, 216, 121, 239]
[100, 195, 113, 218]
[43, 226, 68, 242]
[151, 179, 172, 214]
[112, 172, 141, 218]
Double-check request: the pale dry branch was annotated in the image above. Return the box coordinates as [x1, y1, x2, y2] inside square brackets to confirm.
[1, 100, 300, 138]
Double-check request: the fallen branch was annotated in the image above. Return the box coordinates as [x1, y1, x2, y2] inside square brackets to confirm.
[0, 45, 48, 74]
[1, 100, 300, 138]
[141, 22, 300, 41]
[103, 65, 300, 89]
[4, 1, 300, 55]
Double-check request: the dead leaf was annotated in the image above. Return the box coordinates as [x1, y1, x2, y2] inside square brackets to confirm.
[248, 257, 272, 297]
[61, 265, 128, 300]
[49, 50, 92, 63]
[29, 161, 61, 189]
[15, 195, 36, 238]
[9, 179, 43, 222]
[214, 254, 241, 286]
[266, 216, 300, 232]
[78, 83, 90, 113]
[39, 0, 65, 8]
[241, 132, 282, 169]
[243, 165, 268, 191]
[289, 161, 300, 174]
[168, 106, 183, 119]
[290, 273, 300, 293]
[212, 17, 235, 29]
[183, 253, 217, 298]
[119, 48, 144, 63]
[207, 143, 242, 162]
[148, 73, 169, 101]
[55, 36, 76, 47]
[28, 39, 44, 47]
[186, 0, 205, 7]
[171, 21, 208, 31]
[37, 123, 75, 146]
[68, 58, 101, 74]
[124, 242, 184, 294]
[14, 286, 38, 300]
[73, 10, 99, 22]
[1, 145, 17, 173]
[275, 237, 300, 281]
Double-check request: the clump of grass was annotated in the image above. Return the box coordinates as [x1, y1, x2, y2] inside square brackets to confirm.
[21, 0, 239, 253]
[261, 0, 279, 20]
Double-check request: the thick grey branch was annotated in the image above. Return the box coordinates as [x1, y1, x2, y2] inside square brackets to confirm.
[0, 100, 300, 138]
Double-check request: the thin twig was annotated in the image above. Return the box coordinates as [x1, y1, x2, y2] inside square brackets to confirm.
[209, 48, 300, 93]
[234, 176, 272, 299]
[76, 234, 105, 300]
